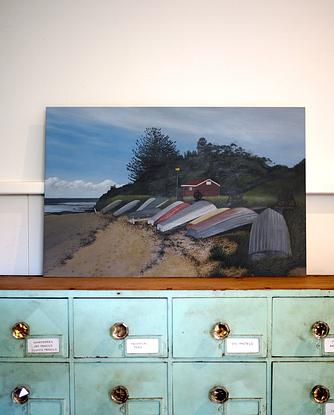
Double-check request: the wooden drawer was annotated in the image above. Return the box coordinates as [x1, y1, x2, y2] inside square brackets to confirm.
[0, 362, 70, 414]
[74, 362, 167, 414]
[272, 297, 334, 357]
[272, 362, 334, 414]
[73, 298, 168, 357]
[173, 362, 266, 415]
[173, 298, 267, 358]
[0, 298, 68, 358]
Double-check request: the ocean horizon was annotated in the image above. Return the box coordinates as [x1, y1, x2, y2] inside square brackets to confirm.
[44, 198, 97, 214]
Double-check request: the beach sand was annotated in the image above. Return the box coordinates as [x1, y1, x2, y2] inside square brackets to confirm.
[44, 213, 215, 277]
[44, 213, 111, 274]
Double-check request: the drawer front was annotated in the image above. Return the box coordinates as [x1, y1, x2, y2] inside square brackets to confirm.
[73, 299, 167, 357]
[0, 363, 70, 414]
[75, 362, 167, 414]
[173, 298, 267, 358]
[272, 362, 334, 414]
[0, 299, 68, 358]
[272, 297, 334, 357]
[173, 362, 266, 415]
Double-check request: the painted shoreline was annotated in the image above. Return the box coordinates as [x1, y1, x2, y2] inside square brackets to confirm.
[44, 212, 218, 277]
[44, 212, 306, 277]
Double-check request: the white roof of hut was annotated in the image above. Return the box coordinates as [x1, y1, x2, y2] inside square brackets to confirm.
[248, 208, 292, 259]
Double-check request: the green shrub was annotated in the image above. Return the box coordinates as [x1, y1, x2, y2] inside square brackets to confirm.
[208, 231, 249, 268]
[210, 264, 228, 277]
[248, 256, 296, 276]
[283, 205, 306, 265]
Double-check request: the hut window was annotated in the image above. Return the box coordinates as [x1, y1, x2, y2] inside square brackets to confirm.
[206, 180, 212, 185]
[189, 186, 193, 191]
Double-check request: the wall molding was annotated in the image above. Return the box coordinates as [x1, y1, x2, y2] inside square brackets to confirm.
[0, 181, 44, 195]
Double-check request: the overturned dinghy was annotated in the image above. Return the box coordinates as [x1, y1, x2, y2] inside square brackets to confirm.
[137, 197, 156, 211]
[137, 197, 168, 211]
[100, 199, 122, 214]
[155, 202, 190, 225]
[148, 201, 184, 225]
[187, 207, 258, 239]
[248, 208, 292, 260]
[154, 198, 169, 208]
[187, 208, 230, 228]
[157, 201, 217, 233]
[128, 208, 161, 224]
[113, 200, 140, 217]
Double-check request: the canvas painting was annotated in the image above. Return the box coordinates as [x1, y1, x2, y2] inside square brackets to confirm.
[44, 107, 306, 277]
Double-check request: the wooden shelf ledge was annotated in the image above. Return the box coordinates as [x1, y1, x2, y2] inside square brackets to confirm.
[0, 276, 334, 290]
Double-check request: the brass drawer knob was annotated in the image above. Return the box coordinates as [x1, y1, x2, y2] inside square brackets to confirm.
[12, 322, 30, 339]
[311, 321, 330, 339]
[209, 385, 229, 404]
[110, 322, 129, 340]
[311, 385, 330, 403]
[110, 385, 129, 404]
[12, 385, 30, 404]
[212, 322, 230, 340]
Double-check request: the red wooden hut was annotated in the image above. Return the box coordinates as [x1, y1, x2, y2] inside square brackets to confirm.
[181, 178, 220, 198]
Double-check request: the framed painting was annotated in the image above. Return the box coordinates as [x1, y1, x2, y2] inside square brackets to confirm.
[44, 107, 305, 277]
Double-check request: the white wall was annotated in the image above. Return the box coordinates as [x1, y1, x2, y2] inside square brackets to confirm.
[0, 0, 333, 275]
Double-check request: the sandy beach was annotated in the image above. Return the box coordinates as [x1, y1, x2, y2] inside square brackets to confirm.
[44, 213, 216, 277]
[44, 213, 111, 274]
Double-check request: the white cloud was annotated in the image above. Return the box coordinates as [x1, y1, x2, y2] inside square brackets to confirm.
[45, 177, 120, 198]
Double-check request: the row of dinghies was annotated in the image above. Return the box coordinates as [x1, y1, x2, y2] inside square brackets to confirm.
[99, 198, 292, 258]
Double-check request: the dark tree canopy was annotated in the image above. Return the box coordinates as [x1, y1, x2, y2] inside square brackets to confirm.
[127, 128, 180, 183]
[181, 139, 274, 197]
[97, 133, 304, 207]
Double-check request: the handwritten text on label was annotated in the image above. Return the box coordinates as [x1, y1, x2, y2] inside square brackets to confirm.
[324, 338, 334, 353]
[325, 403, 334, 415]
[27, 338, 60, 354]
[126, 338, 159, 354]
[225, 338, 260, 354]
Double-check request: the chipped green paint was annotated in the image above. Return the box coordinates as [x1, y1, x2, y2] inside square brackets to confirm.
[0, 289, 333, 415]
[0, 363, 69, 414]
[272, 362, 334, 414]
[73, 298, 167, 358]
[173, 297, 268, 358]
[272, 297, 334, 357]
[173, 362, 266, 414]
[75, 362, 167, 414]
[0, 298, 68, 358]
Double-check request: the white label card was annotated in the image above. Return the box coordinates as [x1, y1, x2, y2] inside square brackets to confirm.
[27, 338, 60, 354]
[225, 338, 260, 354]
[126, 338, 159, 354]
[324, 338, 334, 353]
[325, 403, 334, 415]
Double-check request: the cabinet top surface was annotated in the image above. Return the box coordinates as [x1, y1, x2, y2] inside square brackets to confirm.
[0, 276, 334, 291]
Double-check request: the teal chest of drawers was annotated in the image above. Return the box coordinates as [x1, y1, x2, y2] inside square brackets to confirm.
[1, 289, 334, 415]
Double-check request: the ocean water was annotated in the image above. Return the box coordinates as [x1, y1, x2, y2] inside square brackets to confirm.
[44, 198, 97, 214]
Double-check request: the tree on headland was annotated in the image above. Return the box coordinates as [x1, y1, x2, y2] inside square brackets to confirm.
[127, 128, 180, 190]
[96, 133, 304, 209]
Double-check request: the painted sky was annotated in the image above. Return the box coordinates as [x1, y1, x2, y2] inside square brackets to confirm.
[45, 107, 305, 198]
